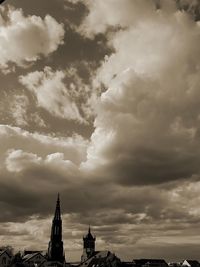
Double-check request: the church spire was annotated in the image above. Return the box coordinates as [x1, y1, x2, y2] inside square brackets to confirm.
[54, 193, 61, 221]
[48, 194, 65, 263]
[81, 226, 96, 262]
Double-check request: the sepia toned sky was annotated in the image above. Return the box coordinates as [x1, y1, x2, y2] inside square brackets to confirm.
[1, 0, 200, 262]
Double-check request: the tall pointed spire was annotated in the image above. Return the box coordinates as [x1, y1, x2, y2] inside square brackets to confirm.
[48, 194, 65, 263]
[54, 193, 61, 221]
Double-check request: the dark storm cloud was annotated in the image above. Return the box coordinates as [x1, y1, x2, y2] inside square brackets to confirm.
[1, 154, 200, 261]
[0, 126, 199, 242]
[1, 0, 200, 262]
[176, 0, 200, 21]
[105, 147, 199, 185]
[0, 144, 189, 224]
[80, 0, 200, 186]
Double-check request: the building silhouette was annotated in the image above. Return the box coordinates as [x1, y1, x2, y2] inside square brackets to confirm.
[47, 194, 65, 263]
[3, 194, 200, 267]
[79, 251, 121, 267]
[81, 226, 96, 262]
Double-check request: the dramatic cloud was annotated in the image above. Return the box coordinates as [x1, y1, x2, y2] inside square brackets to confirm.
[0, 6, 64, 70]
[1, 0, 200, 262]
[79, 0, 158, 37]
[80, 0, 200, 185]
[0, 124, 88, 222]
[176, 0, 200, 20]
[0, 125, 88, 165]
[19, 67, 86, 123]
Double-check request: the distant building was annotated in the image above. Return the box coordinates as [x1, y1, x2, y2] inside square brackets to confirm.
[22, 252, 47, 267]
[81, 227, 96, 262]
[133, 259, 168, 267]
[0, 250, 12, 267]
[182, 261, 200, 267]
[47, 194, 65, 264]
[79, 251, 121, 267]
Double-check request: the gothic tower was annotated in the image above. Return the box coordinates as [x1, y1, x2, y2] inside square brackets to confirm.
[81, 226, 96, 262]
[48, 194, 65, 263]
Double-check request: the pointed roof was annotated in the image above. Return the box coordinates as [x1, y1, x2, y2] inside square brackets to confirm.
[54, 193, 61, 221]
[85, 226, 95, 240]
[0, 250, 12, 258]
[79, 251, 120, 267]
[183, 261, 200, 267]
[23, 252, 46, 262]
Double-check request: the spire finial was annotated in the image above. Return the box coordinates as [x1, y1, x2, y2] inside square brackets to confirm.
[88, 225, 91, 233]
[48, 195, 64, 262]
[54, 193, 61, 220]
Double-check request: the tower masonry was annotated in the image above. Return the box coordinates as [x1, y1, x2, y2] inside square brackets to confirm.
[48, 194, 65, 263]
[81, 226, 96, 262]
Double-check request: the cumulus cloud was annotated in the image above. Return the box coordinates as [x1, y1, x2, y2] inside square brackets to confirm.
[79, 0, 200, 185]
[2, 0, 200, 261]
[19, 67, 87, 123]
[0, 6, 64, 70]
[6, 149, 42, 172]
[0, 124, 88, 165]
[79, 0, 159, 37]
[1, 124, 200, 260]
[0, 124, 88, 221]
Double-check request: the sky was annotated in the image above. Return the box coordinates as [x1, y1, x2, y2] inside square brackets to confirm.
[1, 0, 200, 262]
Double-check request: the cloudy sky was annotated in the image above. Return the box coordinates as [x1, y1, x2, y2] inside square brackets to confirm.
[1, 0, 200, 262]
